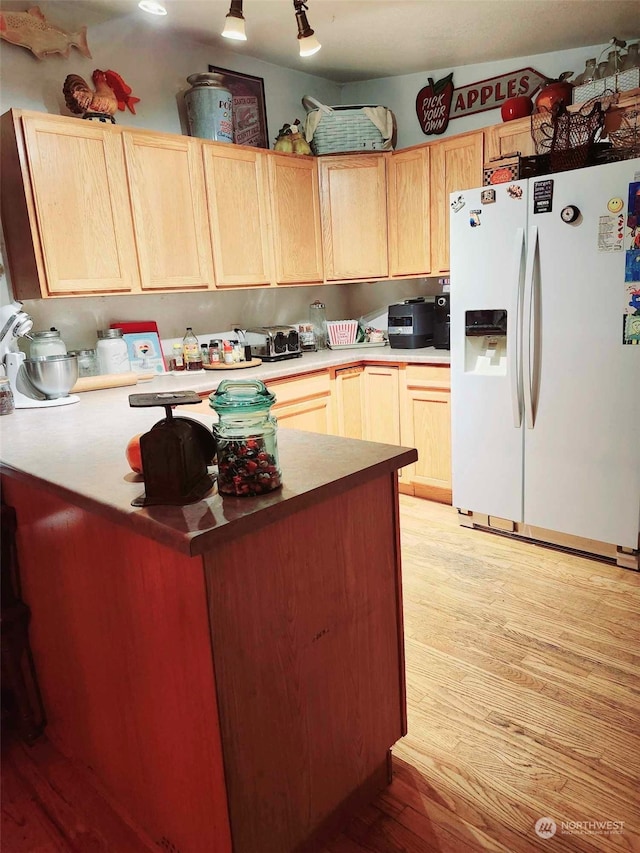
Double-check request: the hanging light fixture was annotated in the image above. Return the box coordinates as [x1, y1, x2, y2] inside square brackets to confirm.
[294, 0, 321, 57]
[221, 0, 247, 41]
[138, 0, 167, 15]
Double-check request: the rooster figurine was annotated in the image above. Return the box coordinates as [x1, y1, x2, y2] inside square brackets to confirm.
[63, 69, 140, 122]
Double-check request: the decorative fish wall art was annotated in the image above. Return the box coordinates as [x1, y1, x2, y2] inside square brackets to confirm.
[0, 6, 91, 60]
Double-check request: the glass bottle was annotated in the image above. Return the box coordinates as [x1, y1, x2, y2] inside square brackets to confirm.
[621, 42, 639, 72]
[578, 58, 597, 85]
[595, 61, 609, 80]
[172, 341, 185, 371]
[182, 327, 202, 371]
[309, 300, 327, 350]
[209, 379, 282, 496]
[604, 49, 620, 78]
[201, 343, 210, 366]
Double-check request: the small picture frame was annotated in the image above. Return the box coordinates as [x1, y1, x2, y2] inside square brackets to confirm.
[122, 331, 167, 375]
[209, 65, 268, 148]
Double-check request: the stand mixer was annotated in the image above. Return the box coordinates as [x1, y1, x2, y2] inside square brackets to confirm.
[0, 301, 79, 408]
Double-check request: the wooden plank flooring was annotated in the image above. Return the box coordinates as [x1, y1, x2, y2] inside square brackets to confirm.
[3, 497, 639, 852]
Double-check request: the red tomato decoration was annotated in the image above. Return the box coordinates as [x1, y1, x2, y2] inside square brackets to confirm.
[125, 433, 143, 474]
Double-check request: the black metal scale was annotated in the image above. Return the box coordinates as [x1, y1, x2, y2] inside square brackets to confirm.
[128, 391, 216, 507]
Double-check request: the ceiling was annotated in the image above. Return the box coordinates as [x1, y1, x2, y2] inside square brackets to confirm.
[68, 1, 640, 82]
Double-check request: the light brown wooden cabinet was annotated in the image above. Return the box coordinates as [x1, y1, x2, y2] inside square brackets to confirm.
[266, 371, 334, 434]
[430, 130, 484, 274]
[123, 131, 213, 291]
[387, 146, 431, 278]
[333, 365, 365, 439]
[484, 116, 536, 163]
[1, 110, 140, 297]
[318, 155, 389, 281]
[268, 154, 324, 286]
[363, 365, 401, 446]
[399, 364, 452, 503]
[203, 143, 272, 288]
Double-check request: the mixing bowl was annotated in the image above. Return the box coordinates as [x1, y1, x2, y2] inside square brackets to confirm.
[23, 354, 78, 399]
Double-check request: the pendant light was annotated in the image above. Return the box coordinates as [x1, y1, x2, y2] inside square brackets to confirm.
[138, 0, 167, 15]
[222, 0, 247, 41]
[294, 0, 321, 57]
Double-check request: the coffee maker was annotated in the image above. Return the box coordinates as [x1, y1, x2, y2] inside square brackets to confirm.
[0, 301, 79, 408]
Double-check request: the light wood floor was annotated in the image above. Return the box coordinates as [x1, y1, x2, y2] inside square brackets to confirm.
[3, 497, 639, 853]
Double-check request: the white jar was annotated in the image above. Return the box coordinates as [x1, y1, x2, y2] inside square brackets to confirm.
[96, 329, 131, 374]
[30, 328, 67, 358]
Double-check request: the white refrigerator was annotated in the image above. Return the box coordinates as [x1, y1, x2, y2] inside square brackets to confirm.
[449, 158, 640, 558]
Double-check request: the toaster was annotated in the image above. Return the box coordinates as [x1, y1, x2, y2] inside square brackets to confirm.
[244, 326, 302, 362]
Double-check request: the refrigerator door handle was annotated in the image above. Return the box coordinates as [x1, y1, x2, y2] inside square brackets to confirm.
[509, 227, 525, 428]
[523, 225, 539, 429]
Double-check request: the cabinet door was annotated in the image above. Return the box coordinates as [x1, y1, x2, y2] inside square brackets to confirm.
[267, 372, 333, 434]
[334, 366, 364, 439]
[319, 155, 388, 281]
[273, 397, 333, 434]
[21, 115, 140, 295]
[430, 132, 484, 274]
[401, 365, 452, 503]
[268, 154, 323, 285]
[203, 145, 272, 288]
[485, 118, 535, 162]
[363, 365, 400, 445]
[124, 132, 213, 291]
[387, 147, 431, 278]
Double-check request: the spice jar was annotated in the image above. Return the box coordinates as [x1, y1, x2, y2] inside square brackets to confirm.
[209, 379, 282, 497]
[68, 349, 98, 377]
[0, 376, 15, 415]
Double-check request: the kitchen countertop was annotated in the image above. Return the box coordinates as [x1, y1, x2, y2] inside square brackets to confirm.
[0, 382, 417, 557]
[127, 344, 450, 395]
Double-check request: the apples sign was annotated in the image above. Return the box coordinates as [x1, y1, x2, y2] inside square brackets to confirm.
[416, 73, 454, 136]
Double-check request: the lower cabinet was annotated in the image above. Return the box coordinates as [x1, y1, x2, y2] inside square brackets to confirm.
[400, 365, 451, 503]
[194, 362, 451, 503]
[266, 371, 334, 434]
[362, 365, 401, 445]
[334, 366, 365, 439]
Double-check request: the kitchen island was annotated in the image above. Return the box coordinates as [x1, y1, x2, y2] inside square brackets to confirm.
[0, 389, 417, 853]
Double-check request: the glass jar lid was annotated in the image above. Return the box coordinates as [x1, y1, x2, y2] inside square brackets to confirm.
[32, 328, 61, 339]
[209, 378, 275, 412]
[97, 328, 124, 339]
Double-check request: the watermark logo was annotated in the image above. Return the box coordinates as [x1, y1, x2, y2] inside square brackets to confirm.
[535, 817, 557, 839]
[534, 816, 625, 839]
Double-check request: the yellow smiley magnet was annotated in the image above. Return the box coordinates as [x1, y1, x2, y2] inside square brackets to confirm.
[608, 197, 624, 213]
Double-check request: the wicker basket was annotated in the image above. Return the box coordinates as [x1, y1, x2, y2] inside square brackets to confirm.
[302, 96, 395, 155]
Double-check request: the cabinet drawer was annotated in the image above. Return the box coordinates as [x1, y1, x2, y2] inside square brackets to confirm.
[405, 364, 450, 389]
[267, 371, 331, 406]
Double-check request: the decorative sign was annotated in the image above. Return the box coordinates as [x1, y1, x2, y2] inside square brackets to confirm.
[416, 67, 548, 136]
[416, 73, 454, 135]
[533, 179, 554, 214]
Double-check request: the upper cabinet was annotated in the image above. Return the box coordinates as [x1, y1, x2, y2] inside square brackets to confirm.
[1, 111, 140, 297]
[430, 131, 484, 274]
[484, 117, 535, 163]
[123, 131, 213, 291]
[267, 154, 323, 286]
[387, 147, 431, 278]
[203, 144, 272, 288]
[319, 155, 388, 282]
